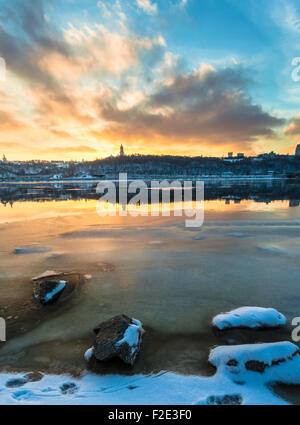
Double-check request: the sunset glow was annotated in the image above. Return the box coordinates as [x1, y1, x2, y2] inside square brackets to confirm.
[0, 0, 300, 160]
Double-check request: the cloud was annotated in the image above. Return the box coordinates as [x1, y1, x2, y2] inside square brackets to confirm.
[98, 65, 285, 149]
[284, 114, 300, 136]
[63, 23, 137, 75]
[179, 0, 188, 8]
[0, 0, 288, 158]
[0, 0, 71, 90]
[44, 145, 99, 154]
[272, 1, 300, 33]
[0, 110, 25, 130]
[136, 0, 157, 15]
[97, 1, 112, 18]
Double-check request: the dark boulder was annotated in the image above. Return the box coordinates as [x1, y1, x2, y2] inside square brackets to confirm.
[32, 271, 85, 306]
[87, 314, 144, 366]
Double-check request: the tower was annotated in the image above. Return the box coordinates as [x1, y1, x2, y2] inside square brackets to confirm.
[2, 154, 7, 163]
[120, 144, 124, 157]
[296, 144, 300, 156]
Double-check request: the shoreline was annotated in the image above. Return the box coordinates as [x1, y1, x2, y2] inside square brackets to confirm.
[0, 176, 291, 184]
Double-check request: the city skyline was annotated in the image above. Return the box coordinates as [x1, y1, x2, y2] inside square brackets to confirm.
[0, 0, 300, 160]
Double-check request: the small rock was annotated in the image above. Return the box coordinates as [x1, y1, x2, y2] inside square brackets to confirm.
[91, 314, 144, 366]
[33, 280, 66, 305]
[207, 394, 242, 405]
[60, 382, 78, 395]
[245, 360, 266, 373]
[24, 371, 43, 383]
[5, 377, 27, 388]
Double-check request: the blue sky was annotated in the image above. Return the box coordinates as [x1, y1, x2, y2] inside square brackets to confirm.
[0, 0, 299, 159]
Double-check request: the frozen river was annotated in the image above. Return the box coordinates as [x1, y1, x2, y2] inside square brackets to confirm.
[0, 179, 300, 403]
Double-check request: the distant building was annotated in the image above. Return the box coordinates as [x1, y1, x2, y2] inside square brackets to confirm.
[2, 154, 7, 163]
[120, 144, 124, 157]
[258, 151, 277, 159]
[296, 144, 300, 156]
[224, 152, 245, 162]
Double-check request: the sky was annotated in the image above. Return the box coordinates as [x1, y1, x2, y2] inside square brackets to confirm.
[0, 0, 300, 160]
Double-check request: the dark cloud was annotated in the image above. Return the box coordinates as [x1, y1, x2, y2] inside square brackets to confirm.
[1, 0, 69, 56]
[0, 26, 60, 93]
[0, 0, 77, 118]
[0, 0, 97, 135]
[0, 0, 69, 88]
[99, 66, 285, 146]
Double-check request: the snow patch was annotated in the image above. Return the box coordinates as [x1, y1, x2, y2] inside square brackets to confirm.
[209, 342, 297, 370]
[115, 319, 144, 354]
[43, 281, 66, 303]
[84, 347, 94, 362]
[212, 307, 286, 330]
[0, 365, 295, 405]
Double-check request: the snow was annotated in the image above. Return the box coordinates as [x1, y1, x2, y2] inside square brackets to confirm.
[43, 281, 66, 303]
[115, 319, 144, 354]
[212, 307, 286, 330]
[2, 341, 300, 405]
[209, 342, 297, 369]
[84, 347, 94, 362]
[207, 341, 300, 402]
[0, 367, 290, 405]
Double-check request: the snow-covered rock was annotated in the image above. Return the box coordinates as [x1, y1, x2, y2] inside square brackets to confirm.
[212, 306, 286, 330]
[90, 315, 144, 366]
[32, 272, 85, 306]
[33, 280, 66, 305]
[209, 342, 300, 382]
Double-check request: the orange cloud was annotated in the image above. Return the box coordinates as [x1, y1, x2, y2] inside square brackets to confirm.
[0, 0, 290, 160]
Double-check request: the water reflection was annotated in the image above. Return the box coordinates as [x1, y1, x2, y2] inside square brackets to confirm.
[0, 179, 300, 206]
